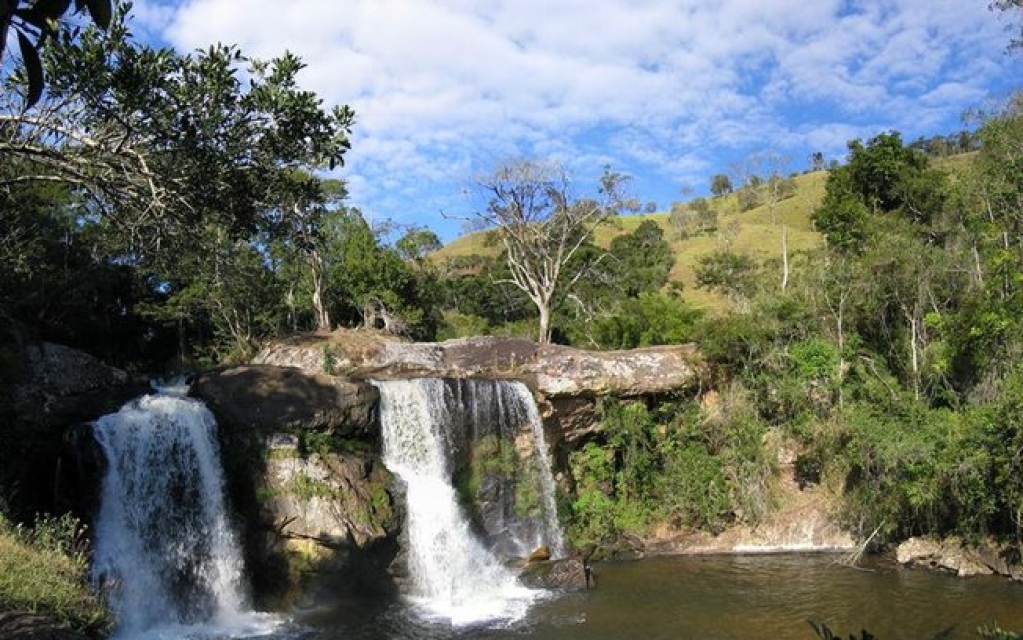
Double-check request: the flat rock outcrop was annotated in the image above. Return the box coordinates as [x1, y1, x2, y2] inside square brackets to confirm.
[253, 330, 705, 399]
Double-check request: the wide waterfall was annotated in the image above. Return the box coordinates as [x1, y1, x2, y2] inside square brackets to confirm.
[91, 391, 278, 639]
[374, 378, 564, 626]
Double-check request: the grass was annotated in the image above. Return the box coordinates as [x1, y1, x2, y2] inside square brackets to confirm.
[0, 514, 111, 636]
[433, 170, 829, 314]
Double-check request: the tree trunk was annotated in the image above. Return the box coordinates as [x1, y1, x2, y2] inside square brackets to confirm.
[310, 252, 330, 331]
[780, 224, 789, 291]
[537, 302, 552, 344]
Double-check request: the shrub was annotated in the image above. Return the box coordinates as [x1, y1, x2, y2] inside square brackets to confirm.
[0, 513, 111, 635]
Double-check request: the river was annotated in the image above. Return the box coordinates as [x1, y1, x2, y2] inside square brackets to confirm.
[296, 553, 1023, 640]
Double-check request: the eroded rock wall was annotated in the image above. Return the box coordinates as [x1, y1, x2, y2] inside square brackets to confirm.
[190, 365, 400, 607]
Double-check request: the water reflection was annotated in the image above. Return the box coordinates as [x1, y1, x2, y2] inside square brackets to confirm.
[294, 553, 1023, 639]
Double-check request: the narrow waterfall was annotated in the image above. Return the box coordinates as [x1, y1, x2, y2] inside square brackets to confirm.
[447, 379, 565, 558]
[375, 378, 563, 625]
[510, 382, 567, 559]
[91, 392, 273, 638]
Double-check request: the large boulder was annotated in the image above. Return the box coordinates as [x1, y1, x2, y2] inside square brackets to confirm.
[190, 365, 377, 437]
[5, 342, 147, 519]
[517, 557, 592, 590]
[252, 442, 402, 605]
[12, 342, 147, 428]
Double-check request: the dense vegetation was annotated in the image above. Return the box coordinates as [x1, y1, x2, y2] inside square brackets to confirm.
[549, 107, 1023, 550]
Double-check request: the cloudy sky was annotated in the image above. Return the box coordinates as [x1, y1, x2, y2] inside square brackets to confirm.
[134, 0, 1020, 242]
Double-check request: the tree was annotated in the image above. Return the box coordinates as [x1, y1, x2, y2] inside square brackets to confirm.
[470, 160, 629, 343]
[310, 208, 431, 336]
[2, 16, 355, 267]
[1, 9, 359, 361]
[991, 0, 1023, 50]
[1, 0, 112, 106]
[810, 151, 826, 172]
[812, 132, 945, 252]
[396, 227, 443, 264]
[694, 249, 758, 311]
[607, 219, 674, 297]
[710, 173, 733, 197]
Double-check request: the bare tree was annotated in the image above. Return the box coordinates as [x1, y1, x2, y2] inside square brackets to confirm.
[470, 160, 628, 343]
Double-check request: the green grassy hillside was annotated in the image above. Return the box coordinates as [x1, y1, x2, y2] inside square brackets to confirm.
[433, 170, 829, 312]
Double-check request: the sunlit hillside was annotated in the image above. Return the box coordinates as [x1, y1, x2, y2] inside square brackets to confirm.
[432, 170, 829, 312]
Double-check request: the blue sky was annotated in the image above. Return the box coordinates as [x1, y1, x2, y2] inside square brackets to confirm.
[132, 0, 1020, 243]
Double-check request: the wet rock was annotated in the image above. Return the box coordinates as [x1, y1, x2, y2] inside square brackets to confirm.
[0, 612, 90, 640]
[518, 557, 591, 591]
[528, 545, 551, 562]
[190, 365, 378, 437]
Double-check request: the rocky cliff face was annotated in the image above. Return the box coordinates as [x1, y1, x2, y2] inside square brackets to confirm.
[189, 364, 399, 606]
[253, 329, 706, 448]
[190, 330, 706, 602]
[3, 342, 148, 520]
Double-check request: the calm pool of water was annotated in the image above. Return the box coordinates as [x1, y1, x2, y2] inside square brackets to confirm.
[292, 553, 1023, 640]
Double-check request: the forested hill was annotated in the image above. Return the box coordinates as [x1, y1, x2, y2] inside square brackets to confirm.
[434, 168, 829, 313]
[434, 150, 977, 314]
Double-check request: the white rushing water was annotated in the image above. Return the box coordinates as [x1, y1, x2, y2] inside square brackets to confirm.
[374, 379, 543, 626]
[91, 393, 282, 639]
[510, 382, 567, 559]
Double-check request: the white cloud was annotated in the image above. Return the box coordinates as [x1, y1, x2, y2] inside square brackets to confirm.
[147, 0, 1017, 239]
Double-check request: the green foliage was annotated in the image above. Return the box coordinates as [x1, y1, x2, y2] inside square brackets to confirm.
[812, 132, 947, 253]
[656, 432, 730, 531]
[790, 338, 840, 380]
[437, 312, 492, 341]
[0, 514, 112, 635]
[290, 471, 339, 501]
[607, 219, 675, 297]
[566, 394, 772, 544]
[978, 622, 1023, 639]
[694, 249, 758, 307]
[589, 292, 704, 350]
[298, 431, 372, 457]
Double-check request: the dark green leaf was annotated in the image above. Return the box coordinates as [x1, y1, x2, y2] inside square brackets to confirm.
[83, 0, 111, 28]
[33, 0, 73, 21]
[16, 29, 44, 107]
[14, 7, 48, 29]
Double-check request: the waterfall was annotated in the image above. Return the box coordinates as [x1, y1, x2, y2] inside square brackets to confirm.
[375, 378, 563, 625]
[91, 392, 277, 638]
[510, 382, 567, 559]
